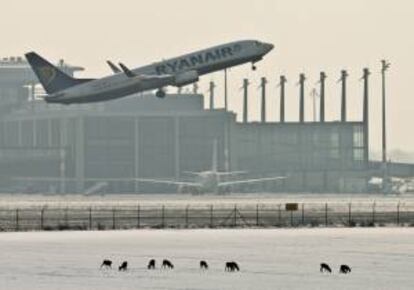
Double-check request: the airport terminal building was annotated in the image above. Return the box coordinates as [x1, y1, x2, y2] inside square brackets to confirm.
[0, 56, 368, 194]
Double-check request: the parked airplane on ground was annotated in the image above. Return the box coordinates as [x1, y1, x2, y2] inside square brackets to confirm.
[12, 140, 285, 195]
[136, 140, 287, 194]
[368, 176, 414, 195]
[25, 40, 274, 104]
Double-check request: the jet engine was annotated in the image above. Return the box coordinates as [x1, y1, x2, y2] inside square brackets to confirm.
[174, 70, 199, 87]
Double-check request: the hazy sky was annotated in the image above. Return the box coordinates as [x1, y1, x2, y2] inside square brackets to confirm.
[1, 0, 413, 153]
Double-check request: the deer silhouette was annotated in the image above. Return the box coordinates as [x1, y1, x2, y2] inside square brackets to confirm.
[100, 259, 112, 269]
[162, 259, 174, 269]
[320, 263, 332, 273]
[200, 260, 208, 270]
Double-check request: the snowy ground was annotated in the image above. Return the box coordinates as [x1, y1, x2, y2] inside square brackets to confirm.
[1, 192, 413, 208]
[0, 228, 413, 290]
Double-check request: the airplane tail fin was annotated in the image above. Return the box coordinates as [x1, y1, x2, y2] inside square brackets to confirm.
[25, 52, 91, 94]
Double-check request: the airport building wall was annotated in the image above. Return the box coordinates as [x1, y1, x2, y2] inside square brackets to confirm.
[0, 96, 233, 193]
[230, 122, 367, 193]
[0, 94, 368, 193]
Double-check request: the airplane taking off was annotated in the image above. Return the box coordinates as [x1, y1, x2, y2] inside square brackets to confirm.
[25, 40, 274, 104]
[136, 140, 287, 194]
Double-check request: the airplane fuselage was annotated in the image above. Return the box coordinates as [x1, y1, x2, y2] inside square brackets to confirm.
[195, 172, 220, 193]
[45, 40, 274, 104]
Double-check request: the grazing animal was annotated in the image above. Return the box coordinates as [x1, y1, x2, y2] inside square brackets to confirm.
[339, 264, 351, 274]
[118, 261, 128, 271]
[147, 259, 156, 269]
[162, 259, 174, 269]
[200, 260, 208, 270]
[225, 261, 240, 272]
[100, 259, 112, 269]
[320, 263, 332, 273]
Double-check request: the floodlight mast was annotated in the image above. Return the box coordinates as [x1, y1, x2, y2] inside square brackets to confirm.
[381, 59, 390, 193]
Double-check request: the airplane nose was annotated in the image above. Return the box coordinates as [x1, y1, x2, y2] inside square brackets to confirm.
[264, 43, 274, 53]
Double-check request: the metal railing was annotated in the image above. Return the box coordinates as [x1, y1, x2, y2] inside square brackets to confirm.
[0, 202, 413, 231]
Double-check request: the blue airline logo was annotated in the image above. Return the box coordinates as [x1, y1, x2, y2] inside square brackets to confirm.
[38, 66, 57, 85]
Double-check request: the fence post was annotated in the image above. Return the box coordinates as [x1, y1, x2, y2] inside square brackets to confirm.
[185, 205, 189, 228]
[112, 208, 116, 230]
[137, 204, 140, 229]
[161, 205, 165, 228]
[324, 203, 328, 227]
[40, 208, 44, 230]
[210, 205, 214, 228]
[15, 208, 19, 231]
[301, 203, 305, 226]
[256, 204, 259, 227]
[278, 204, 281, 226]
[88, 207, 92, 230]
[233, 205, 237, 227]
[397, 202, 400, 226]
[64, 207, 69, 228]
[348, 203, 352, 226]
[372, 202, 376, 225]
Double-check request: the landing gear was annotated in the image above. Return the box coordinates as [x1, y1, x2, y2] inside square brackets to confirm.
[251, 62, 257, 71]
[155, 88, 166, 98]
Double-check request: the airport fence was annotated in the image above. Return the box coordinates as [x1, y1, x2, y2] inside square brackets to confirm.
[0, 202, 413, 231]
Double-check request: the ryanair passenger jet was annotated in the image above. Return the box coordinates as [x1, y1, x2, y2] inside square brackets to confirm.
[25, 40, 274, 104]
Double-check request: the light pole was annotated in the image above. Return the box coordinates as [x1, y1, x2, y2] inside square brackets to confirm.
[260, 77, 267, 123]
[209, 81, 215, 110]
[339, 70, 349, 123]
[242, 79, 249, 123]
[224, 69, 228, 111]
[361, 68, 370, 169]
[192, 82, 199, 94]
[278, 75, 287, 123]
[318, 72, 327, 123]
[298, 74, 306, 123]
[381, 59, 390, 193]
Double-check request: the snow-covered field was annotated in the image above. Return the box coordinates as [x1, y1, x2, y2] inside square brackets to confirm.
[0, 228, 413, 290]
[1, 193, 413, 208]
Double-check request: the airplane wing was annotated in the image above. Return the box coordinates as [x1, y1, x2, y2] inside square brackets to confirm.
[107, 60, 121, 73]
[218, 176, 287, 187]
[215, 171, 247, 176]
[182, 171, 203, 176]
[13, 176, 201, 187]
[12, 176, 137, 182]
[135, 178, 201, 187]
[183, 171, 246, 176]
